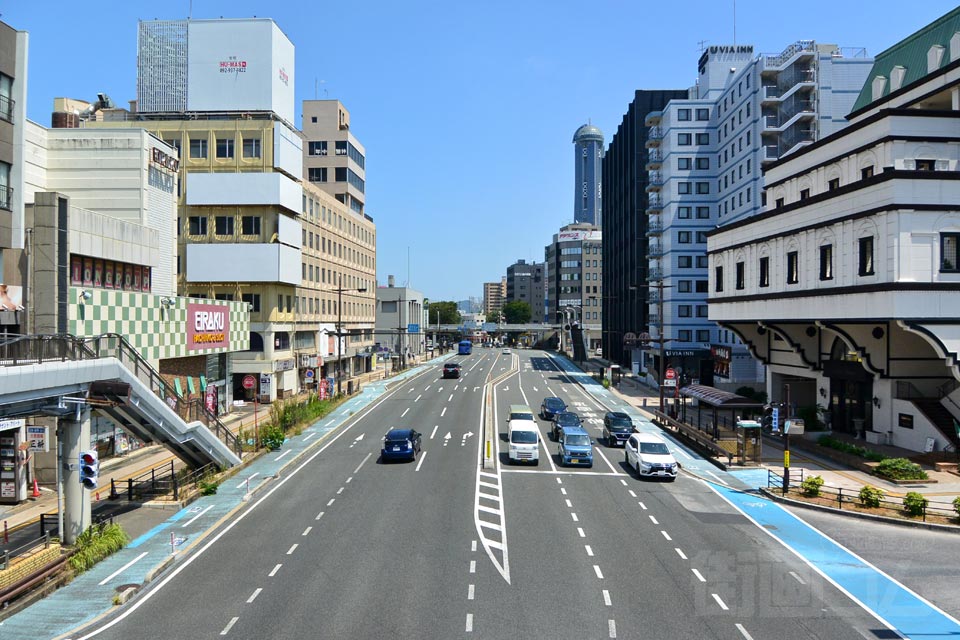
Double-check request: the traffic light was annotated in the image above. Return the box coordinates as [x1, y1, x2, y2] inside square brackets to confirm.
[762, 403, 782, 432]
[79, 450, 99, 489]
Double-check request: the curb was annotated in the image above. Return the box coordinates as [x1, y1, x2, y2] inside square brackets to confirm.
[758, 487, 960, 534]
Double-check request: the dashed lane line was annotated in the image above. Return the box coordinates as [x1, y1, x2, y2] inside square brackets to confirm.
[246, 588, 262, 604]
[220, 617, 239, 636]
[692, 568, 706, 582]
[415, 451, 428, 472]
[98, 552, 149, 586]
[602, 590, 612, 606]
[661, 531, 672, 541]
[468, 584, 475, 600]
[577, 527, 586, 538]
[649, 515, 659, 525]
[593, 565, 604, 579]
[585, 545, 594, 557]
[353, 453, 372, 474]
[735, 623, 755, 640]
[712, 593, 729, 611]
[401, 407, 410, 417]
[430, 425, 439, 439]
[608, 619, 617, 639]
[675, 548, 687, 560]
[302, 526, 312, 536]
[286, 544, 298, 555]
[465, 614, 474, 633]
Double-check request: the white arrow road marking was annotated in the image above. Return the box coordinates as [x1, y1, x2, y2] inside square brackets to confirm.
[349, 433, 365, 448]
[444, 432, 452, 446]
[473, 386, 479, 392]
[461, 431, 474, 446]
[533, 387, 538, 392]
[502, 386, 509, 391]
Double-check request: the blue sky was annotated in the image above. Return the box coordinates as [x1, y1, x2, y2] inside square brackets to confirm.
[3, 1, 957, 302]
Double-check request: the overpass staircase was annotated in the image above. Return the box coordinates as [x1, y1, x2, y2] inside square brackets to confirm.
[0, 334, 241, 469]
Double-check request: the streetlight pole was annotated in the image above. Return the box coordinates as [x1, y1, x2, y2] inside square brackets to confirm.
[334, 274, 367, 397]
[657, 279, 667, 415]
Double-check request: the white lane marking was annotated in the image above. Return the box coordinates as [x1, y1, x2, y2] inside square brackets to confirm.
[346, 476, 352, 484]
[246, 588, 262, 603]
[98, 552, 149, 585]
[593, 446, 620, 473]
[735, 623, 755, 640]
[619, 479, 628, 486]
[468, 584, 475, 600]
[465, 613, 474, 633]
[560, 488, 567, 495]
[268, 564, 282, 577]
[675, 548, 687, 560]
[182, 504, 214, 528]
[577, 527, 586, 538]
[327, 498, 335, 506]
[303, 432, 317, 441]
[425, 385, 431, 391]
[638, 502, 647, 510]
[454, 384, 459, 390]
[585, 545, 594, 557]
[354, 453, 372, 474]
[703, 469, 722, 481]
[415, 394, 422, 402]
[565, 499, 573, 508]
[286, 544, 298, 555]
[661, 530, 672, 541]
[712, 593, 729, 611]
[692, 568, 706, 582]
[441, 407, 447, 417]
[315, 511, 324, 520]
[448, 394, 454, 402]
[401, 407, 411, 417]
[415, 450, 428, 471]
[336, 487, 344, 495]
[675, 447, 694, 460]
[594, 565, 604, 579]
[628, 490, 637, 498]
[471, 540, 477, 552]
[430, 425, 439, 439]
[608, 619, 617, 639]
[220, 617, 239, 636]
[603, 589, 612, 606]
[500, 468, 624, 477]
[571, 513, 579, 522]
[556, 478, 563, 484]
[790, 571, 806, 584]
[236, 473, 259, 489]
[302, 526, 312, 536]
[649, 515, 659, 525]
[469, 560, 476, 574]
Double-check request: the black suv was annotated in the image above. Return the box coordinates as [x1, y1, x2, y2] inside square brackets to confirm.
[442, 362, 462, 379]
[551, 411, 582, 440]
[602, 411, 634, 447]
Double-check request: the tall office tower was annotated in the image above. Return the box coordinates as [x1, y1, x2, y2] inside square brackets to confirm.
[483, 278, 506, 317]
[643, 41, 873, 387]
[505, 259, 545, 323]
[573, 124, 604, 226]
[302, 100, 366, 216]
[602, 90, 687, 373]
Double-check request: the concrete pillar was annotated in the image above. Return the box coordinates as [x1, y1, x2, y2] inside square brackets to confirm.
[61, 406, 92, 545]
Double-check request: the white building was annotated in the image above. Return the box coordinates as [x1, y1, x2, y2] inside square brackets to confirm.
[708, 6, 960, 453]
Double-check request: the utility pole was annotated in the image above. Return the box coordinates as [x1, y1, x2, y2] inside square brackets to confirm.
[333, 274, 367, 396]
[783, 383, 791, 495]
[657, 279, 667, 415]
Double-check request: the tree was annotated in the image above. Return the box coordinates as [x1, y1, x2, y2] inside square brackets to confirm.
[428, 301, 461, 325]
[502, 301, 532, 324]
[486, 309, 502, 324]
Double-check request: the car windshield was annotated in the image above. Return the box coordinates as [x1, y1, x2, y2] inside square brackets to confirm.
[510, 412, 534, 421]
[565, 434, 590, 446]
[546, 399, 564, 409]
[556, 413, 580, 426]
[640, 442, 670, 455]
[609, 419, 632, 430]
[511, 430, 537, 444]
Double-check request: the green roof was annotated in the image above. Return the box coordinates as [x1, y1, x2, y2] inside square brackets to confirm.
[851, 6, 960, 113]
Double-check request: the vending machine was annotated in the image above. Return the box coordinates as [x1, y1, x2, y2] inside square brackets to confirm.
[0, 419, 28, 505]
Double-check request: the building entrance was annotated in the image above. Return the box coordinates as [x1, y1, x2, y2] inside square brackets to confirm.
[824, 338, 872, 436]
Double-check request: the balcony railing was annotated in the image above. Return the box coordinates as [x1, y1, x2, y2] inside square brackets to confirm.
[646, 219, 663, 235]
[648, 243, 665, 257]
[0, 186, 12, 211]
[646, 149, 663, 164]
[647, 194, 663, 210]
[646, 127, 664, 147]
[0, 94, 13, 123]
[648, 172, 664, 186]
[648, 268, 664, 281]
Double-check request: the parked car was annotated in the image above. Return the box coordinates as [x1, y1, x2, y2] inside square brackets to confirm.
[624, 432, 678, 480]
[442, 362, 462, 379]
[551, 411, 581, 441]
[558, 426, 593, 467]
[540, 396, 567, 420]
[602, 411, 635, 447]
[381, 428, 422, 462]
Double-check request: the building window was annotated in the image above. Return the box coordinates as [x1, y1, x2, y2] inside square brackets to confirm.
[786, 251, 799, 284]
[678, 280, 692, 293]
[335, 167, 347, 182]
[678, 330, 692, 342]
[715, 266, 724, 292]
[696, 182, 710, 194]
[678, 256, 693, 268]
[735, 262, 745, 289]
[759, 256, 769, 287]
[819, 244, 834, 280]
[861, 165, 874, 179]
[678, 157, 692, 170]
[677, 108, 691, 121]
[696, 280, 708, 293]
[678, 182, 692, 194]
[215, 216, 234, 236]
[916, 159, 936, 171]
[828, 178, 840, 191]
[678, 231, 691, 244]
[678, 133, 692, 146]
[941, 233, 959, 271]
[189, 138, 208, 159]
[696, 305, 708, 318]
[188, 216, 207, 235]
[216, 138, 235, 159]
[775, 197, 784, 208]
[799, 188, 810, 200]
[309, 167, 327, 182]
[858, 236, 875, 276]
[308, 141, 327, 156]
[678, 305, 692, 317]
[696, 329, 711, 342]
[243, 138, 262, 158]
[678, 206, 691, 219]
[696, 255, 708, 268]
[242, 216, 261, 235]
[696, 206, 710, 219]
[696, 133, 710, 145]
[696, 232, 708, 243]
[696, 157, 710, 170]
[696, 108, 709, 121]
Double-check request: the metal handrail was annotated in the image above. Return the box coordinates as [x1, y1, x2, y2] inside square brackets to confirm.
[0, 532, 51, 570]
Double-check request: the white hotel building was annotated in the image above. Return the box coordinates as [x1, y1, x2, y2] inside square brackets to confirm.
[708, 6, 960, 453]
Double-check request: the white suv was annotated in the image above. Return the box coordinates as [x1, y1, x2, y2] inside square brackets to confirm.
[624, 433, 678, 480]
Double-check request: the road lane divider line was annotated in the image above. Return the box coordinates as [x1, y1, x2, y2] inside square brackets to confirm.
[692, 568, 706, 582]
[593, 565, 604, 579]
[326, 498, 335, 506]
[353, 452, 372, 474]
[220, 617, 239, 636]
[469, 560, 476, 573]
[577, 527, 585, 538]
[415, 451, 428, 471]
[593, 446, 619, 474]
[585, 545, 594, 557]
[565, 499, 573, 508]
[302, 526, 312, 536]
[181, 504, 214, 528]
[415, 394, 422, 402]
[608, 619, 617, 639]
[268, 564, 281, 577]
[675, 548, 687, 560]
[286, 544, 298, 555]
[430, 425, 439, 439]
[735, 623, 755, 640]
[638, 502, 647, 510]
[468, 584, 475, 600]
[471, 540, 477, 552]
[465, 613, 474, 633]
[712, 593, 729, 611]
[401, 407, 410, 417]
[619, 479, 628, 486]
[315, 512, 324, 520]
[346, 477, 352, 483]
[246, 588, 262, 604]
[336, 487, 344, 495]
[571, 513, 579, 522]
[97, 552, 149, 586]
[649, 515, 659, 525]
[560, 488, 567, 495]
[602, 590, 611, 606]
[661, 530, 672, 541]
[628, 490, 637, 498]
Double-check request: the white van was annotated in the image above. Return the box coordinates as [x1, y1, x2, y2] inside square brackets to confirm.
[507, 404, 539, 465]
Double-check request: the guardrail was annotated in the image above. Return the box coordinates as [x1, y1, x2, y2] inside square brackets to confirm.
[0, 532, 52, 571]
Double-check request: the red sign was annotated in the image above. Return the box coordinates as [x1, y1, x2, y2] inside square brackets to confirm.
[665, 368, 676, 380]
[187, 303, 230, 351]
[242, 375, 257, 390]
[205, 385, 218, 415]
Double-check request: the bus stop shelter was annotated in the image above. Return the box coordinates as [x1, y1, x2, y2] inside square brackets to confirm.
[678, 385, 765, 465]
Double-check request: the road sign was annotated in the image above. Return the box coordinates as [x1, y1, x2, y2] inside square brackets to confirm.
[407, 323, 420, 334]
[242, 375, 256, 390]
[663, 367, 677, 387]
[305, 369, 315, 379]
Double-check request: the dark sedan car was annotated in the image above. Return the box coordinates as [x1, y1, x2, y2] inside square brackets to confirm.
[540, 396, 567, 420]
[602, 411, 635, 447]
[551, 411, 582, 440]
[381, 428, 422, 462]
[442, 362, 462, 379]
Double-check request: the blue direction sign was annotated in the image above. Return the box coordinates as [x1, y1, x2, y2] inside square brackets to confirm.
[407, 323, 420, 334]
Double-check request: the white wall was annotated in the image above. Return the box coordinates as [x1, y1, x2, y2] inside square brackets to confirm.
[186, 243, 300, 284]
[187, 172, 301, 213]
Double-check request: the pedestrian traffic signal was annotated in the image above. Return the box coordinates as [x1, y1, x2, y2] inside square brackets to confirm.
[79, 450, 99, 490]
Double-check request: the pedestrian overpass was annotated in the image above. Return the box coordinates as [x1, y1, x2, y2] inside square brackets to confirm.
[0, 334, 241, 469]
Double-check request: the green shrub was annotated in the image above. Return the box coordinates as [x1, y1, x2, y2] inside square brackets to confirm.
[260, 423, 286, 450]
[953, 496, 960, 517]
[817, 435, 886, 461]
[864, 450, 887, 462]
[903, 492, 928, 517]
[69, 522, 129, 575]
[199, 480, 218, 496]
[800, 475, 824, 497]
[601, 378, 611, 389]
[858, 485, 884, 508]
[874, 458, 928, 481]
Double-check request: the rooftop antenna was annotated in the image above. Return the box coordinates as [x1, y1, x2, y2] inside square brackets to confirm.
[698, 40, 708, 54]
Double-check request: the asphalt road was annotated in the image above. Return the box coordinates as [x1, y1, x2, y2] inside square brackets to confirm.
[73, 348, 934, 639]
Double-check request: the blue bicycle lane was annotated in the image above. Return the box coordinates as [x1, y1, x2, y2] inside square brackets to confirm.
[550, 352, 960, 639]
[0, 363, 440, 640]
